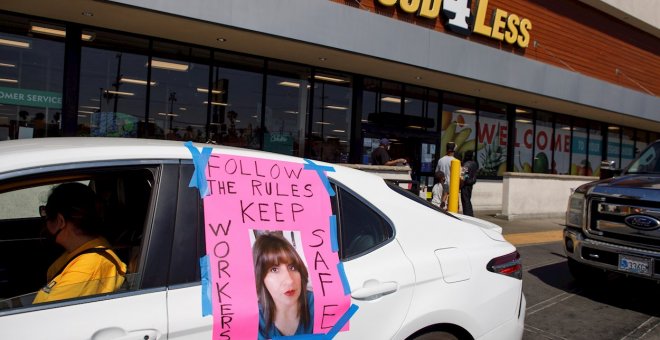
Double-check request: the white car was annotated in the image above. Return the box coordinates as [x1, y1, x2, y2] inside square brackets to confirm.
[0, 138, 524, 339]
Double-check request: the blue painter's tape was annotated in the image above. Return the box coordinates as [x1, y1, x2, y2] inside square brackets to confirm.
[329, 215, 338, 252]
[273, 335, 326, 340]
[326, 304, 359, 339]
[336, 261, 350, 295]
[200, 255, 212, 317]
[303, 159, 336, 196]
[184, 141, 213, 198]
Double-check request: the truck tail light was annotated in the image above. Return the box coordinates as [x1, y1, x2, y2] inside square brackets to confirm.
[487, 251, 522, 279]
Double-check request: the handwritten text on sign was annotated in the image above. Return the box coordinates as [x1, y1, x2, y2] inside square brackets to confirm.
[202, 154, 349, 339]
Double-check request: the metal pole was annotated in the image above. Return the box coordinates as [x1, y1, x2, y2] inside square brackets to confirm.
[448, 158, 461, 213]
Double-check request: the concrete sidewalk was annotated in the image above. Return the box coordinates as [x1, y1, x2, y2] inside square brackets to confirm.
[473, 211, 565, 246]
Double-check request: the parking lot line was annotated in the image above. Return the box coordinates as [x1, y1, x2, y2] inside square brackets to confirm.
[505, 230, 563, 246]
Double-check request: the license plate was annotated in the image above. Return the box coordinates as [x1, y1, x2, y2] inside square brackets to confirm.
[618, 254, 652, 276]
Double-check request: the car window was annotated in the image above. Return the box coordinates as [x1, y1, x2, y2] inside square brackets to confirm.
[386, 181, 457, 218]
[626, 141, 660, 174]
[0, 167, 156, 312]
[335, 185, 394, 260]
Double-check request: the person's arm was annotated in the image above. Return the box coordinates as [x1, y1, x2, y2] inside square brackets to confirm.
[384, 158, 406, 166]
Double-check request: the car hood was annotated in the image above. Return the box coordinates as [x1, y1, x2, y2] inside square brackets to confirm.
[449, 213, 506, 242]
[581, 174, 660, 201]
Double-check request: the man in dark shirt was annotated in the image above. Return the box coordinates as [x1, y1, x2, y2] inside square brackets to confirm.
[371, 138, 406, 166]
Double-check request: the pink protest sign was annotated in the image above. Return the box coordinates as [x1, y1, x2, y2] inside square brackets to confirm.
[202, 153, 350, 339]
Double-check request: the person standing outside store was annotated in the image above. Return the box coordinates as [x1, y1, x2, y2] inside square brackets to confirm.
[431, 170, 449, 211]
[371, 138, 406, 166]
[460, 150, 478, 216]
[435, 142, 458, 188]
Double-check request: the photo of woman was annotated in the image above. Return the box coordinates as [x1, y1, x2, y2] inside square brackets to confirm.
[253, 232, 314, 339]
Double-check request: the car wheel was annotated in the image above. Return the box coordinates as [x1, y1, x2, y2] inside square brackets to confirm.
[412, 331, 459, 340]
[567, 258, 607, 284]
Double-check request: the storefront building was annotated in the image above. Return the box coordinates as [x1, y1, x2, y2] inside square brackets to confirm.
[0, 0, 658, 212]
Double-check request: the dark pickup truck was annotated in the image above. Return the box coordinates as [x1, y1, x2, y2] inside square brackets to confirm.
[564, 140, 660, 282]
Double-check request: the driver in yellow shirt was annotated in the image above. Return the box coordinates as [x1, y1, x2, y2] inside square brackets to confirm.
[33, 182, 126, 304]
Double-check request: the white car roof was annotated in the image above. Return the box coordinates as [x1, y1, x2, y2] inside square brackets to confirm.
[0, 137, 308, 174]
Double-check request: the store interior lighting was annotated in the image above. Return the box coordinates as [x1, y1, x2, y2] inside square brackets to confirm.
[381, 96, 411, 104]
[120, 77, 156, 86]
[324, 105, 348, 110]
[30, 24, 94, 41]
[0, 38, 30, 49]
[314, 75, 348, 83]
[196, 87, 223, 94]
[203, 101, 228, 106]
[105, 90, 135, 96]
[150, 59, 189, 72]
[279, 81, 304, 88]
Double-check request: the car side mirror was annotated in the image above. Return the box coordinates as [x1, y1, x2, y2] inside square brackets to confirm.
[599, 160, 621, 180]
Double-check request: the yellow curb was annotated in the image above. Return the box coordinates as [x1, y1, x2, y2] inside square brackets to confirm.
[504, 230, 563, 246]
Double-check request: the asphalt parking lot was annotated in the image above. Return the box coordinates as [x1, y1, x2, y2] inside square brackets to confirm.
[475, 213, 660, 340]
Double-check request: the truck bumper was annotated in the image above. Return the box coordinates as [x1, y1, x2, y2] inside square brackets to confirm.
[563, 228, 660, 281]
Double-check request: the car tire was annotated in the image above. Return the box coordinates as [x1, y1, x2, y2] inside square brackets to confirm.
[567, 258, 607, 284]
[412, 331, 459, 340]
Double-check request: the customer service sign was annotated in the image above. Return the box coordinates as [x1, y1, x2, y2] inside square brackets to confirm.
[377, 0, 532, 48]
[0, 86, 62, 109]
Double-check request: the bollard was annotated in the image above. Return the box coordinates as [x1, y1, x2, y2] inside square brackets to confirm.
[448, 159, 461, 213]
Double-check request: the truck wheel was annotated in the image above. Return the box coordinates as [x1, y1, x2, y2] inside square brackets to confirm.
[412, 331, 459, 340]
[567, 258, 607, 284]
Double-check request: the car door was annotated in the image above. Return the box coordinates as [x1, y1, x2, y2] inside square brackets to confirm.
[166, 162, 213, 339]
[0, 162, 179, 340]
[333, 185, 416, 339]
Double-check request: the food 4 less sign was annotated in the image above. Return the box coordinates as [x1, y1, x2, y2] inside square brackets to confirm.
[378, 0, 532, 48]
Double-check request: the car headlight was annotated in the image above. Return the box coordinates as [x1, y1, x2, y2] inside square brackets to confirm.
[566, 192, 585, 228]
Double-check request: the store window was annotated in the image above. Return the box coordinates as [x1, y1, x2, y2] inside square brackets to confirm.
[477, 100, 507, 177]
[588, 123, 602, 177]
[0, 16, 64, 140]
[361, 77, 379, 126]
[309, 70, 352, 163]
[533, 111, 554, 173]
[211, 52, 264, 148]
[554, 114, 571, 174]
[427, 90, 439, 133]
[513, 108, 534, 173]
[264, 61, 310, 157]
[404, 85, 424, 122]
[570, 119, 589, 175]
[360, 78, 405, 165]
[440, 93, 476, 161]
[621, 127, 635, 169]
[148, 42, 210, 142]
[419, 90, 440, 187]
[606, 125, 621, 167]
[78, 31, 149, 138]
[379, 81, 402, 115]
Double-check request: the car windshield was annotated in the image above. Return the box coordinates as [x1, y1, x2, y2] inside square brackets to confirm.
[626, 141, 660, 174]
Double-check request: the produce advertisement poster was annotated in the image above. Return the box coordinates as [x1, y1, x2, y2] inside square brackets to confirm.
[185, 142, 355, 340]
[442, 112, 635, 175]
